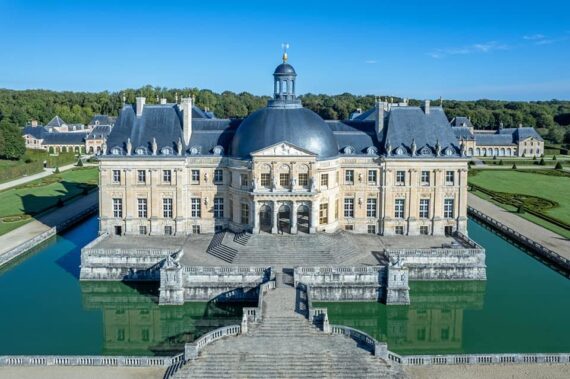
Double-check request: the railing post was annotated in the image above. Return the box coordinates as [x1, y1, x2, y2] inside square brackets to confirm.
[374, 342, 388, 360]
[241, 313, 248, 334]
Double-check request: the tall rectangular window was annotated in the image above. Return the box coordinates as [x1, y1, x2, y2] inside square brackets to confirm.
[137, 170, 146, 184]
[394, 198, 405, 219]
[444, 198, 454, 218]
[319, 203, 328, 224]
[344, 198, 354, 218]
[191, 170, 200, 184]
[112, 170, 121, 184]
[241, 174, 249, 187]
[113, 198, 123, 218]
[214, 169, 223, 184]
[367, 198, 377, 218]
[163, 198, 173, 218]
[279, 173, 289, 187]
[163, 169, 172, 184]
[137, 198, 148, 218]
[368, 170, 377, 185]
[335, 199, 339, 220]
[396, 171, 405, 186]
[298, 173, 308, 186]
[445, 171, 455, 186]
[321, 174, 329, 187]
[191, 198, 201, 218]
[261, 173, 271, 187]
[345, 170, 354, 184]
[241, 203, 249, 224]
[213, 197, 224, 219]
[421, 171, 430, 185]
[419, 199, 430, 219]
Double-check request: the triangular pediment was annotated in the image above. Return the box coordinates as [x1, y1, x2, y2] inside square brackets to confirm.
[251, 141, 317, 157]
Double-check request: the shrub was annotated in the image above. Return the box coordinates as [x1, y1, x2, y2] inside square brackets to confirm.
[24, 158, 33, 164]
[555, 162, 563, 170]
[54, 166, 60, 174]
[539, 158, 546, 166]
[499, 160, 504, 166]
[553, 155, 557, 161]
[493, 155, 497, 160]
[532, 156, 537, 161]
[512, 163, 517, 169]
[517, 205, 525, 214]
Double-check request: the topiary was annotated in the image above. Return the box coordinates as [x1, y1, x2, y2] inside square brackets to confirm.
[553, 155, 557, 161]
[512, 163, 517, 169]
[555, 162, 563, 170]
[499, 160, 504, 166]
[533, 156, 537, 161]
[539, 158, 546, 166]
[54, 166, 60, 174]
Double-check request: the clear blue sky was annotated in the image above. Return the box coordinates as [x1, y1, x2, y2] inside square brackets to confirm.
[0, 0, 569, 100]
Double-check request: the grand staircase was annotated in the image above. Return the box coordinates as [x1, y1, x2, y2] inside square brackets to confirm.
[173, 283, 407, 379]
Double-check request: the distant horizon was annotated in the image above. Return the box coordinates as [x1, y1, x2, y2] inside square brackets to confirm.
[1, 0, 569, 101]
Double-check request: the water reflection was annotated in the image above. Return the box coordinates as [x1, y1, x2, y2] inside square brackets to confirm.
[316, 281, 486, 355]
[80, 281, 254, 356]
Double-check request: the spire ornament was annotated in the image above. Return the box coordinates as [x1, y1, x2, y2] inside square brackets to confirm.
[281, 42, 290, 62]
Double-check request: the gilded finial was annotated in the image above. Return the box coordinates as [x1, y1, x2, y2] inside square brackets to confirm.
[281, 42, 290, 62]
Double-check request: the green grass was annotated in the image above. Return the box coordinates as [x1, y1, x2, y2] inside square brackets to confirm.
[0, 149, 79, 183]
[0, 167, 98, 235]
[468, 170, 570, 238]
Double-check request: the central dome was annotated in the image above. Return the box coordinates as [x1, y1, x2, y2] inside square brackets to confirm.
[231, 107, 339, 159]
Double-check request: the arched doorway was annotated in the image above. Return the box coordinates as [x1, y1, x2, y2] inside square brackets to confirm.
[297, 205, 310, 233]
[259, 205, 272, 233]
[278, 205, 291, 234]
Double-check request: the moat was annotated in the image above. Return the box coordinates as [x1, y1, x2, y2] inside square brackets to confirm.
[0, 216, 569, 356]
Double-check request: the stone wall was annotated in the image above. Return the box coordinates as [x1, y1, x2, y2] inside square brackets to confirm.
[294, 266, 410, 305]
[385, 236, 486, 281]
[159, 265, 271, 305]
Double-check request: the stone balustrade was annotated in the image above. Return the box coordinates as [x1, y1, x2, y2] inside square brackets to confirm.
[387, 352, 570, 366]
[184, 325, 242, 361]
[330, 325, 387, 359]
[0, 354, 184, 367]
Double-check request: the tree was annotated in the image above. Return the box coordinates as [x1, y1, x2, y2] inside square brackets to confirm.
[512, 163, 517, 169]
[0, 119, 25, 159]
[555, 162, 563, 170]
[539, 158, 546, 166]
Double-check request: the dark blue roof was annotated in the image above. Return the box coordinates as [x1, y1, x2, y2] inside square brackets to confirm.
[43, 132, 88, 145]
[450, 116, 473, 128]
[46, 115, 66, 128]
[274, 63, 296, 76]
[231, 107, 338, 159]
[473, 126, 543, 146]
[452, 126, 475, 140]
[86, 125, 112, 140]
[22, 126, 46, 139]
[89, 115, 116, 126]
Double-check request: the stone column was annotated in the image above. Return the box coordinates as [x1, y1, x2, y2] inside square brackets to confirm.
[271, 201, 279, 234]
[310, 200, 319, 233]
[252, 200, 260, 233]
[290, 201, 297, 234]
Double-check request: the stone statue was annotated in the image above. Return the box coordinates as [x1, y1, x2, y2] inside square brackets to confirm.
[411, 139, 417, 156]
[177, 138, 183, 156]
[358, 173, 363, 182]
[101, 140, 107, 155]
[152, 138, 158, 156]
[309, 176, 316, 192]
[385, 139, 392, 157]
[460, 139, 466, 157]
[435, 139, 441, 156]
[290, 177, 296, 192]
[252, 176, 257, 191]
[204, 172, 209, 182]
[126, 138, 132, 156]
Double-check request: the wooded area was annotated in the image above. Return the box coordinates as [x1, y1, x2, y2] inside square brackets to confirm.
[1, 86, 569, 160]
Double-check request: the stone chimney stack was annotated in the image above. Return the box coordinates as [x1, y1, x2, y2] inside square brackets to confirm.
[136, 97, 146, 117]
[424, 100, 431, 114]
[375, 98, 385, 141]
[181, 97, 193, 145]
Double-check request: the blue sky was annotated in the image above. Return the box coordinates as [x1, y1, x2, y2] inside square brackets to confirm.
[0, 0, 569, 100]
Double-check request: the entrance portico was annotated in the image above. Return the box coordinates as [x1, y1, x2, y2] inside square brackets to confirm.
[253, 199, 315, 234]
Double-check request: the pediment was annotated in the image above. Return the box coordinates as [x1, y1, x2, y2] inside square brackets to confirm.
[251, 141, 317, 157]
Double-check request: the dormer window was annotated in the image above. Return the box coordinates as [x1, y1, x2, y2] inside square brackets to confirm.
[344, 146, 355, 155]
[366, 146, 378, 156]
[444, 147, 454, 156]
[111, 147, 122, 155]
[420, 147, 431, 155]
[213, 145, 224, 155]
[135, 147, 146, 155]
[190, 146, 200, 155]
[395, 147, 404, 156]
[161, 147, 173, 156]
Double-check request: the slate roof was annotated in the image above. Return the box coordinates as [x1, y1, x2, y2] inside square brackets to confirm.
[383, 107, 460, 157]
[43, 132, 88, 145]
[89, 115, 117, 126]
[22, 126, 47, 139]
[104, 102, 462, 159]
[450, 116, 473, 128]
[452, 126, 475, 141]
[46, 115, 67, 128]
[350, 108, 376, 121]
[87, 125, 112, 140]
[473, 127, 543, 146]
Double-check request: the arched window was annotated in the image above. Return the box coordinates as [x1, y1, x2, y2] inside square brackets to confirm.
[366, 146, 378, 155]
[344, 146, 355, 155]
[135, 147, 146, 155]
[213, 145, 224, 155]
[161, 147, 173, 155]
[111, 147, 122, 155]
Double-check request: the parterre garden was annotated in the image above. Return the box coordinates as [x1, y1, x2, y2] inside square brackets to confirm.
[468, 169, 570, 238]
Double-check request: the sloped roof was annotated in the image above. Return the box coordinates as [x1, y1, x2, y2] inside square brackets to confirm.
[22, 125, 47, 139]
[384, 107, 460, 157]
[89, 115, 117, 126]
[46, 115, 67, 128]
[450, 116, 473, 128]
[452, 126, 475, 140]
[474, 133, 514, 146]
[87, 125, 112, 140]
[43, 132, 88, 145]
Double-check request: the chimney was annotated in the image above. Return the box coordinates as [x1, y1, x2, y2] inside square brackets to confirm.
[375, 99, 385, 141]
[31, 120, 38, 127]
[424, 100, 431, 114]
[181, 97, 193, 145]
[136, 97, 146, 117]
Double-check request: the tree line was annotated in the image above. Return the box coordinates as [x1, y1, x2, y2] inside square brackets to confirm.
[0, 86, 569, 160]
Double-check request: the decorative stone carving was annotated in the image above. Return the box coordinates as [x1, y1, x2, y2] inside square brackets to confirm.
[411, 139, 417, 156]
[126, 138, 132, 155]
[152, 138, 158, 156]
[177, 138, 183, 156]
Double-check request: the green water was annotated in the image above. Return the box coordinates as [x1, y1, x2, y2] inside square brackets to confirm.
[0, 217, 568, 356]
[0, 217, 252, 356]
[316, 220, 570, 355]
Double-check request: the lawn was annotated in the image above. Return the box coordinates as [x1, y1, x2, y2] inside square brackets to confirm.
[0, 149, 79, 183]
[468, 170, 570, 238]
[0, 167, 98, 235]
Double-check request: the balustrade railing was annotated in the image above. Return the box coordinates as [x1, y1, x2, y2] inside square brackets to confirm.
[393, 353, 570, 365]
[0, 354, 183, 367]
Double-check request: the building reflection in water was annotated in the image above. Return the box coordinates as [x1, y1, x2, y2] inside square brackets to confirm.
[80, 282, 254, 356]
[316, 281, 486, 355]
